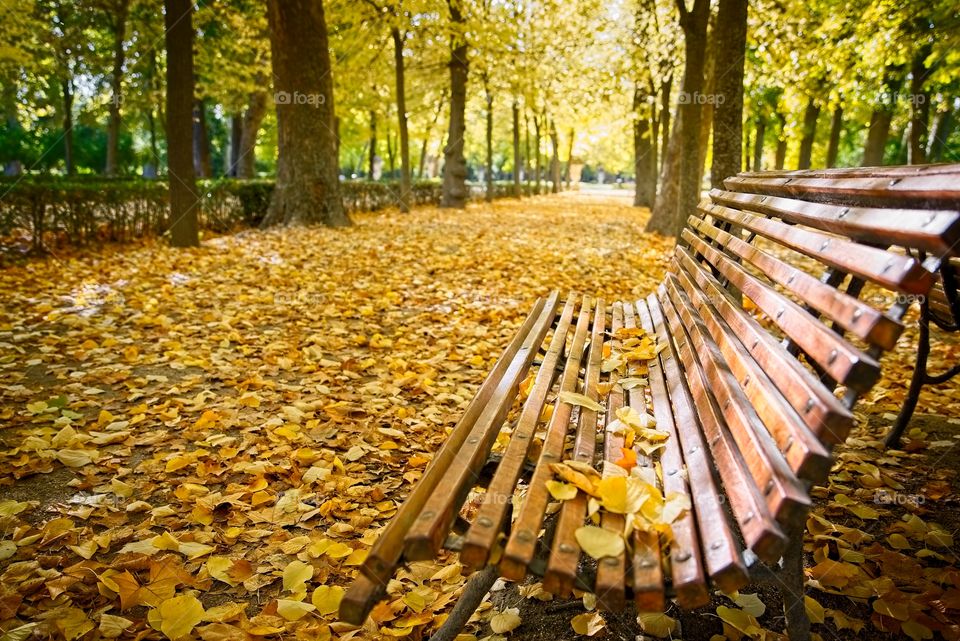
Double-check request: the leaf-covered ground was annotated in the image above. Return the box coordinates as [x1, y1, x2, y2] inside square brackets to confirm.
[0, 192, 958, 641]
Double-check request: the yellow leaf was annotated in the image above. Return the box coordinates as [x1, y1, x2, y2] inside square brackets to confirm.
[597, 476, 646, 514]
[489, 608, 522, 634]
[804, 595, 825, 624]
[325, 542, 354, 559]
[276, 599, 316, 621]
[54, 608, 94, 641]
[546, 480, 578, 500]
[574, 526, 624, 559]
[56, 449, 93, 468]
[283, 560, 314, 593]
[99, 614, 133, 639]
[156, 595, 205, 640]
[636, 612, 677, 638]
[901, 620, 934, 641]
[571, 612, 605, 636]
[558, 391, 603, 412]
[887, 533, 911, 550]
[311, 585, 345, 615]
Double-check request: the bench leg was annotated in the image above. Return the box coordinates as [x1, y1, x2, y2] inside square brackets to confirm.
[781, 537, 810, 641]
[887, 301, 931, 448]
[429, 564, 499, 641]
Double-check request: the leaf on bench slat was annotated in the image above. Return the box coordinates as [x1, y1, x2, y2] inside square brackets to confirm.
[558, 391, 604, 412]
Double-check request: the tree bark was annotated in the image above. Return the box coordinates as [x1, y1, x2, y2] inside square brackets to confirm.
[633, 85, 654, 207]
[368, 109, 377, 178]
[484, 79, 493, 202]
[564, 128, 574, 188]
[753, 116, 765, 171]
[908, 44, 933, 164]
[549, 119, 560, 193]
[645, 0, 709, 237]
[193, 99, 212, 178]
[512, 99, 521, 197]
[825, 106, 843, 168]
[862, 67, 904, 166]
[709, 0, 747, 188]
[533, 114, 542, 194]
[697, 15, 716, 190]
[660, 76, 672, 169]
[441, 0, 469, 208]
[238, 90, 268, 178]
[105, 0, 130, 176]
[229, 115, 242, 176]
[261, 0, 348, 227]
[391, 26, 411, 211]
[62, 78, 75, 175]
[164, 0, 199, 246]
[928, 103, 955, 162]
[797, 98, 820, 169]
[774, 111, 787, 169]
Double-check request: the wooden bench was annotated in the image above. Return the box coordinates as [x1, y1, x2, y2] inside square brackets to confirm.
[339, 164, 960, 641]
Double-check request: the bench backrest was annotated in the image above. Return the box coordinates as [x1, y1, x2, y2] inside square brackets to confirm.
[667, 163, 960, 544]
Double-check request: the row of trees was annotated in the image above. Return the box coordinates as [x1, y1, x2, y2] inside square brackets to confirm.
[1, 0, 959, 243]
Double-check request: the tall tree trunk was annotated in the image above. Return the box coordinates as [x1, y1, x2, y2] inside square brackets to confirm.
[743, 121, 751, 172]
[418, 89, 446, 179]
[484, 79, 493, 202]
[753, 116, 765, 170]
[238, 90, 268, 178]
[368, 109, 377, 178]
[774, 111, 787, 169]
[797, 98, 820, 169]
[441, 0, 469, 208]
[164, 0, 199, 246]
[928, 103, 955, 162]
[697, 15, 716, 190]
[105, 0, 130, 176]
[646, 0, 709, 237]
[633, 85, 654, 207]
[3, 85, 23, 175]
[549, 119, 560, 193]
[660, 76, 672, 170]
[386, 129, 396, 174]
[826, 106, 843, 168]
[524, 112, 531, 190]
[533, 114, 542, 194]
[650, 91, 660, 201]
[908, 45, 933, 164]
[229, 115, 242, 176]
[261, 0, 347, 227]
[193, 99, 211, 178]
[512, 99, 521, 197]
[710, 0, 747, 187]
[862, 67, 904, 166]
[391, 27, 411, 211]
[62, 78, 75, 175]
[564, 128, 574, 188]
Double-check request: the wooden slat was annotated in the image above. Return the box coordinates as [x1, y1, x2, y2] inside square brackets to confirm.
[709, 188, 960, 259]
[339, 573, 386, 626]
[669, 265, 832, 482]
[403, 293, 561, 561]
[621, 303, 665, 612]
[634, 300, 708, 608]
[594, 302, 627, 612]
[682, 230, 880, 392]
[644, 295, 751, 592]
[724, 172, 960, 211]
[359, 295, 553, 587]
[460, 296, 578, 571]
[736, 163, 960, 179]
[543, 300, 606, 597]
[500, 297, 593, 581]
[657, 285, 788, 564]
[689, 213, 904, 350]
[674, 248, 853, 444]
[661, 277, 811, 528]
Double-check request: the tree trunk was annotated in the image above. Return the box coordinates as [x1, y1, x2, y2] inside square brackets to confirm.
[646, 0, 709, 237]
[710, 0, 747, 188]
[229, 115, 242, 176]
[164, 0, 199, 246]
[386, 129, 396, 175]
[797, 98, 820, 169]
[564, 128, 574, 188]
[533, 114, 542, 194]
[238, 90, 268, 178]
[105, 0, 129, 176]
[441, 0, 469, 208]
[484, 79, 493, 202]
[391, 26, 411, 211]
[743, 122, 751, 172]
[826, 106, 843, 168]
[193, 99, 212, 178]
[774, 111, 787, 169]
[660, 76, 672, 169]
[549, 120, 560, 193]
[633, 85, 654, 207]
[650, 97, 659, 201]
[261, 0, 347, 227]
[753, 116, 765, 170]
[908, 45, 933, 164]
[62, 78, 75, 175]
[524, 112, 531, 190]
[512, 99, 521, 197]
[862, 67, 904, 166]
[928, 104, 955, 162]
[697, 15, 716, 190]
[368, 109, 377, 178]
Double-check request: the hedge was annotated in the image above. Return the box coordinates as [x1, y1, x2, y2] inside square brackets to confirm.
[0, 178, 540, 254]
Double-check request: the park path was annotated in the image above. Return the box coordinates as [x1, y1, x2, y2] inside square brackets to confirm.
[0, 193, 957, 641]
